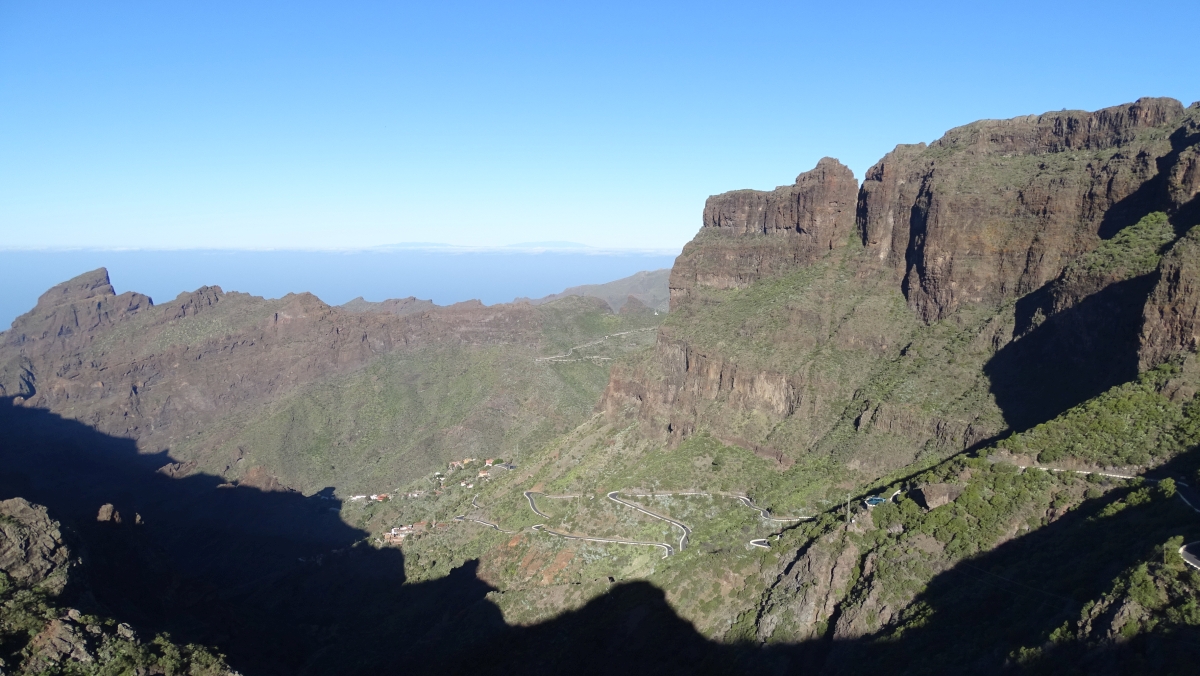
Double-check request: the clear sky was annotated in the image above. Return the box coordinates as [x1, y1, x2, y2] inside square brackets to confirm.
[0, 1, 1195, 251]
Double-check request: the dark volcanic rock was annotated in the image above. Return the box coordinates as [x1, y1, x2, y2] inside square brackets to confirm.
[669, 157, 859, 309]
[915, 483, 964, 510]
[603, 97, 1200, 468]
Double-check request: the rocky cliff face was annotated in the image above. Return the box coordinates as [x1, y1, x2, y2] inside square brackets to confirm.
[339, 295, 437, 316]
[1140, 226, 1200, 370]
[669, 157, 858, 310]
[859, 97, 1189, 322]
[603, 98, 1200, 482]
[2, 268, 151, 364]
[0, 498, 232, 674]
[0, 498, 73, 595]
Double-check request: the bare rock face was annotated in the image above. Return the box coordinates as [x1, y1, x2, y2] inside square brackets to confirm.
[3, 268, 152, 354]
[0, 498, 72, 594]
[754, 534, 859, 642]
[669, 157, 858, 309]
[859, 97, 1188, 321]
[1140, 226, 1200, 369]
[915, 483, 965, 510]
[603, 98, 1200, 474]
[95, 503, 122, 523]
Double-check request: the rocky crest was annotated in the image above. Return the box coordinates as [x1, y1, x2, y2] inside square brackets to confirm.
[340, 295, 437, 316]
[669, 157, 858, 309]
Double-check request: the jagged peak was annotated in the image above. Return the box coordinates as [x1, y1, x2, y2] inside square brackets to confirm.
[35, 268, 116, 308]
[798, 156, 853, 184]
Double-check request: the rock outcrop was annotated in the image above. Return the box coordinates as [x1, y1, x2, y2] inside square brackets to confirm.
[3, 268, 152, 358]
[0, 498, 72, 594]
[1140, 225, 1200, 369]
[669, 157, 858, 309]
[914, 483, 965, 510]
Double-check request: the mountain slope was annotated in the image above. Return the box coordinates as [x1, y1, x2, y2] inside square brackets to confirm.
[0, 270, 664, 493]
[520, 268, 671, 313]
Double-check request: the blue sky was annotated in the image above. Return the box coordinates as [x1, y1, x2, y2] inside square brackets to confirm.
[0, 1, 1195, 251]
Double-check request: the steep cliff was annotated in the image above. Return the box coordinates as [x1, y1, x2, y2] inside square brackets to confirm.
[1140, 225, 1200, 370]
[860, 97, 1190, 321]
[602, 98, 1200, 500]
[669, 157, 859, 310]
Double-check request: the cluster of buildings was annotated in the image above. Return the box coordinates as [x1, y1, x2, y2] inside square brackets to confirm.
[383, 522, 427, 544]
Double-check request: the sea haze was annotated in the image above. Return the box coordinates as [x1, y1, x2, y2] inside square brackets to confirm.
[0, 249, 680, 328]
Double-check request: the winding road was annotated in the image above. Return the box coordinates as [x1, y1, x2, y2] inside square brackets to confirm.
[1173, 480, 1200, 572]
[522, 488, 804, 553]
[606, 491, 692, 551]
[735, 496, 813, 523]
[523, 491, 678, 557]
[523, 491, 552, 518]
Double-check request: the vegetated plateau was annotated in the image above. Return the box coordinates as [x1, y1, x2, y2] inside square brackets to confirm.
[2, 97, 1200, 675]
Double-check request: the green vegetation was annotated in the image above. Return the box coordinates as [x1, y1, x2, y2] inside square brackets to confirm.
[998, 362, 1200, 467]
[1072, 211, 1175, 278]
[0, 571, 228, 676]
[169, 296, 662, 493]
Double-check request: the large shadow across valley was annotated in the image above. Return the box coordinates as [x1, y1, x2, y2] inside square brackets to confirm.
[3, 398, 1200, 675]
[0, 398, 813, 675]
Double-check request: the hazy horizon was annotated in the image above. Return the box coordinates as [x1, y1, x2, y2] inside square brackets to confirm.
[0, 249, 678, 329]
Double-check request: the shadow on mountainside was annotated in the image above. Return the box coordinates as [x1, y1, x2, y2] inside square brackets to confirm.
[0, 399, 508, 674]
[1098, 121, 1200, 241]
[6, 397, 1200, 675]
[985, 274, 1157, 432]
[0, 398, 821, 675]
